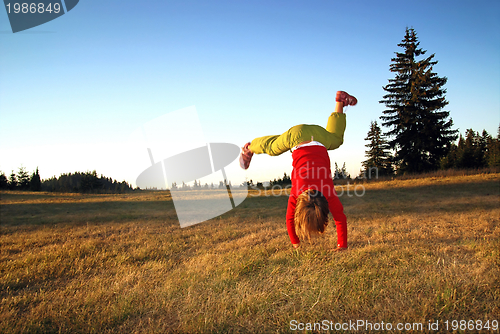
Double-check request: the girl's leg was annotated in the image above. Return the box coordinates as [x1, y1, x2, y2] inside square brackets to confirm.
[247, 103, 349, 157]
[249, 133, 293, 156]
[240, 91, 356, 168]
[240, 123, 319, 169]
[323, 91, 357, 150]
[248, 120, 337, 157]
[324, 110, 346, 150]
[250, 91, 356, 155]
[239, 133, 292, 169]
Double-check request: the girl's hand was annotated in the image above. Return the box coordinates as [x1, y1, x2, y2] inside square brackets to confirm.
[332, 247, 347, 252]
[292, 243, 300, 249]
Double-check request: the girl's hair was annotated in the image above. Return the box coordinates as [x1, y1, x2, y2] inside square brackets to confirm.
[294, 189, 329, 241]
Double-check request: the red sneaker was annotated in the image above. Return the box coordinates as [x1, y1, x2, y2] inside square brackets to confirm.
[239, 142, 254, 170]
[336, 91, 357, 106]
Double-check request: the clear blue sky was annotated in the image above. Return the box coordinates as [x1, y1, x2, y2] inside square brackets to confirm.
[1, 0, 499, 187]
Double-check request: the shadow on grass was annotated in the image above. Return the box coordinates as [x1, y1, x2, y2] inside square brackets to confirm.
[1, 178, 498, 230]
[0, 200, 178, 229]
[342, 179, 499, 216]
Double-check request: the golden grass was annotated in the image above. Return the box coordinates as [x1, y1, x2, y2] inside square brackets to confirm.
[1, 174, 499, 333]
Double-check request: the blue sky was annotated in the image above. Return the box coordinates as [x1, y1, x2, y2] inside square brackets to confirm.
[1, 0, 499, 187]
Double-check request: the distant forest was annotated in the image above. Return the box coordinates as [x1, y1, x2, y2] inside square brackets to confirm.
[361, 125, 500, 179]
[0, 168, 134, 193]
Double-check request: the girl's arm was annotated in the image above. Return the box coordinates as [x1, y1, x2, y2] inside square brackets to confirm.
[286, 195, 300, 247]
[327, 195, 348, 249]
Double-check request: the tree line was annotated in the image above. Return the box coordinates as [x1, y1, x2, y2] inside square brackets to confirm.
[169, 180, 234, 191]
[245, 164, 352, 189]
[0, 167, 134, 193]
[440, 128, 500, 170]
[361, 27, 499, 177]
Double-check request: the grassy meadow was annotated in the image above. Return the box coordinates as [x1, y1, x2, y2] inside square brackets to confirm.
[0, 173, 499, 333]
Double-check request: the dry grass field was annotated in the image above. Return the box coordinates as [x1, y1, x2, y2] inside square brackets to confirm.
[1, 173, 499, 333]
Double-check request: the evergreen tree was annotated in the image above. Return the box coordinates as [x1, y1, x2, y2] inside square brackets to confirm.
[459, 130, 486, 168]
[0, 172, 7, 189]
[282, 172, 291, 185]
[30, 167, 42, 191]
[332, 162, 350, 180]
[455, 134, 471, 168]
[333, 162, 340, 179]
[362, 121, 393, 177]
[380, 28, 458, 174]
[478, 130, 489, 167]
[485, 126, 500, 168]
[80, 170, 102, 193]
[269, 173, 292, 186]
[17, 166, 31, 190]
[340, 163, 350, 180]
[8, 171, 18, 190]
[439, 142, 458, 169]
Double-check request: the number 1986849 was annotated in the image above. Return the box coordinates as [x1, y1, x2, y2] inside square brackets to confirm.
[443, 320, 498, 331]
[5, 3, 61, 14]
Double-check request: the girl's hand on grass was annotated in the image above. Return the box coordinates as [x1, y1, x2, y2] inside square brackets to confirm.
[332, 247, 347, 252]
[292, 243, 300, 249]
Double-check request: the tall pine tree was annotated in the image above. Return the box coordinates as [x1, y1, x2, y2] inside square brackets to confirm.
[30, 167, 42, 191]
[17, 166, 31, 190]
[486, 125, 500, 167]
[362, 121, 393, 177]
[380, 28, 457, 174]
[0, 172, 7, 189]
[8, 171, 17, 190]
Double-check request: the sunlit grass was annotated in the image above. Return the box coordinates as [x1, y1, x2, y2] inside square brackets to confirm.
[1, 173, 499, 333]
